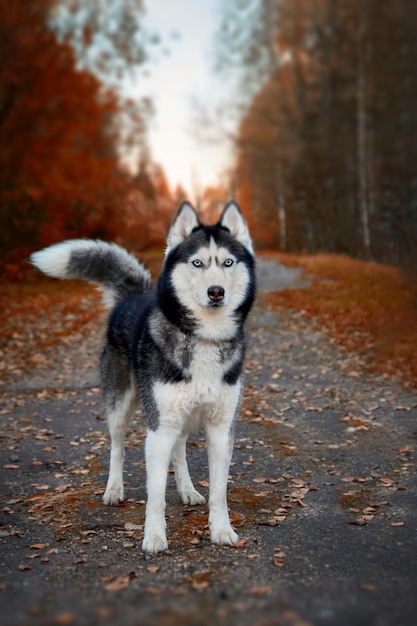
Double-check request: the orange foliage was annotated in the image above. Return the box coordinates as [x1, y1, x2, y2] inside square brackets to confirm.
[0, 0, 163, 278]
[263, 252, 417, 387]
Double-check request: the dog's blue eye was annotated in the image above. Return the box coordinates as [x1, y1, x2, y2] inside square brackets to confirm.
[192, 259, 203, 268]
[223, 258, 234, 267]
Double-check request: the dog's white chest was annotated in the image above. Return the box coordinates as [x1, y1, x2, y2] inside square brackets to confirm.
[153, 342, 241, 432]
[187, 342, 224, 402]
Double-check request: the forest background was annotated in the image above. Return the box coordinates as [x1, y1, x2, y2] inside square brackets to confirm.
[1, 0, 416, 280]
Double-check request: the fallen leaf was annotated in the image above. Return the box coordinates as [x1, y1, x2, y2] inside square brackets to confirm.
[232, 537, 250, 549]
[124, 522, 142, 531]
[105, 576, 131, 592]
[348, 517, 368, 525]
[146, 587, 165, 595]
[95, 606, 116, 619]
[379, 477, 395, 487]
[273, 548, 286, 567]
[291, 478, 306, 487]
[52, 612, 77, 625]
[248, 586, 272, 597]
[399, 445, 412, 454]
[191, 580, 209, 591]
[254, 491, 273, 497]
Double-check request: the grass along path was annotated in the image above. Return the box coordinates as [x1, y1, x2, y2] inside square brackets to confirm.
[260, 251, 417, 388]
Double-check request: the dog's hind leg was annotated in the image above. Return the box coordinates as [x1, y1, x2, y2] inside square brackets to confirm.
[101, 346, 137, 506]
[102, 387, 136, 505]
[171, 434, 205, 505]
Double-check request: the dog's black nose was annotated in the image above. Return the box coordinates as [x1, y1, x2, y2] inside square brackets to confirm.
[208, 285, 225, 302]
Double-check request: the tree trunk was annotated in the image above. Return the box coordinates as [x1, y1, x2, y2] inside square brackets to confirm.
[357, 9, 371, 258]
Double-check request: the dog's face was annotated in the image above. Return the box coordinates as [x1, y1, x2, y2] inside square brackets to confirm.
[167, 202, 254, 312]
[173, 235, 249, 312]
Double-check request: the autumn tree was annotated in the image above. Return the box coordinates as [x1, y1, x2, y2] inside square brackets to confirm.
[121, 160, 175, 250]
[0, 0, 161, 278]
[216, 0, 417, 268]
[50, 0, 148, 84]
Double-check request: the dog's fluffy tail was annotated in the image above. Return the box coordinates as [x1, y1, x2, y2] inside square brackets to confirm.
[30, 239, 153, 309]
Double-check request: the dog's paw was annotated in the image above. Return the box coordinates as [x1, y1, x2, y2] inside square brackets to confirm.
[103, 482, 124, 506]
[210, 526, 239, 546]
[180, 489, 206, 506]
[142, 533, 168, 553]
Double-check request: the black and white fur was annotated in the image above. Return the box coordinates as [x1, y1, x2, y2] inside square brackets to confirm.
[31, 202, 256, 553]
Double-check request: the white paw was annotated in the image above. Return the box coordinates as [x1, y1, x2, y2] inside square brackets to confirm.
[180, 489, 206, 506]
[210, 526, 239, 546]
[142, 533, 168, 553]
[103, 482, 124, 506]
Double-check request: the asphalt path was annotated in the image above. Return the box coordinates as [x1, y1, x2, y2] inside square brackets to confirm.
[1, 257, 416, 626]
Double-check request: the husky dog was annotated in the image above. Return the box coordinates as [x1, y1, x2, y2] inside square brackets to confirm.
[31, 202, 256, 553]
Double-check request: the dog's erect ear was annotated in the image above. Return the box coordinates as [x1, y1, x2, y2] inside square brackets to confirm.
[220, 202, 253, 253]
[166, 202, 200, 253]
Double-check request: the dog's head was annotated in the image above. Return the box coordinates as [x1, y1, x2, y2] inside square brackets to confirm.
[166, 201, 253, 257]
[159, 202, 255, 337]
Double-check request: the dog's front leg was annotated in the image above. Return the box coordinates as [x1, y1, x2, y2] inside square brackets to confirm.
[142, 427, 177, 553]
[206, 422, 238, 546]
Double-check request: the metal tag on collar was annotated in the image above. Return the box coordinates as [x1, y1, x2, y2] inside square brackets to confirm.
[182, 335, 192, 369]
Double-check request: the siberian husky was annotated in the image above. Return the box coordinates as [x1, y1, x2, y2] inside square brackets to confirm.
[31, 202, 256, 552]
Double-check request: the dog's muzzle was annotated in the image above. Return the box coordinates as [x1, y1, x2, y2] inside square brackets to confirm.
[208, 285, 225, 305]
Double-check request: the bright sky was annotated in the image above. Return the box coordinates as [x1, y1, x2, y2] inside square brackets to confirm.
[125, 0, 234, 199]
